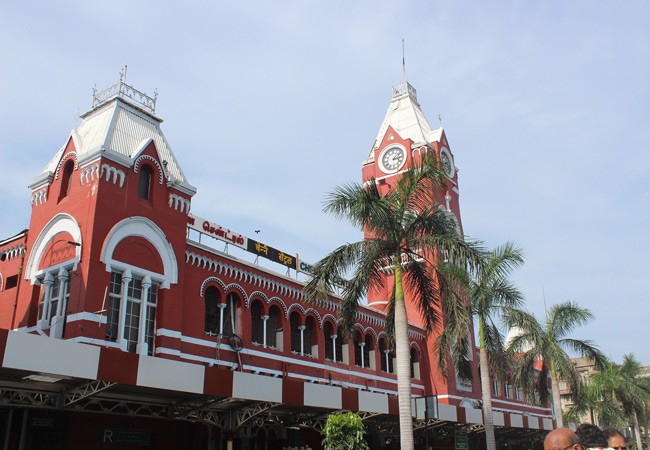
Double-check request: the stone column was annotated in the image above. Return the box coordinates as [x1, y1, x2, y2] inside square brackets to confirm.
[262, 315, 269, 348]
[136, 275, 152, 355]
[117, 270, 132, 351]
[50, 267, 69, 339]
[37, 272, 54, 330]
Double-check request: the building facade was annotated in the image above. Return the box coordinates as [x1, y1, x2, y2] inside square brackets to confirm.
[0, 75, 552, 449]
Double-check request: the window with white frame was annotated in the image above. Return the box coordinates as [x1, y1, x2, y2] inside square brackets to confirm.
[505, 382, 513, 399]
[493, 379, 500, 396]
[106, 270, 159, 356]
[37, 266, 71, 339]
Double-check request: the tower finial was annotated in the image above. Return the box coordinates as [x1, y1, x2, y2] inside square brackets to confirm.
[402, 39, 407, 81]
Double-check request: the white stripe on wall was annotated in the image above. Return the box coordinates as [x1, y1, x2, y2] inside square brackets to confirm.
[304, 383, 342, 410]
[3, 331, 100, 380]
[137, 354, 204, 394]
[232, 371, 283, 403]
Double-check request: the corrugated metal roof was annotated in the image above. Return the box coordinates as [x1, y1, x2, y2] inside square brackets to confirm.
[370, 82, 442, 156]
[40, 97, 192, 188]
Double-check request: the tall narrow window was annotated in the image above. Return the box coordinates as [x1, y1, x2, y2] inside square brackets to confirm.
[107, 272, 122, 340]
[410, 348, 418, 379]
[106, 271, 158, 355]
[290, 313, 301, 353]
[363, 334, 373, 369]
[222, 293, 237, 336]
[59, 161, 74, 201]
[335, 327, 343, 363]
[354, 332, 363, 367]
[124, 277, 143, 353]
[493, 379, 500, 396]
[266, 305, 280, 348]
[379, 339, 394, 373]
[251, 301, 264, 345]
[303, 316, 315, 357]
[144, 285, 158, 355]
[138, 165, 152, 200]
[204, 286, 219, 335]
[37, 267, 71, 338]
[505, 382, 513, 399]
[324, 322, 335, 361]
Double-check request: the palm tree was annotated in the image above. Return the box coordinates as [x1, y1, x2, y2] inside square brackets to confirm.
[438, 242, 525, 450]
[506, 302, 605, 428]
[303, 154, 484, 450]
[594, 355, 650, 450]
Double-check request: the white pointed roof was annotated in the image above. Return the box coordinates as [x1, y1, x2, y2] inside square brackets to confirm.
[369, 82, 443, 158]
[36, 94, 196, 195]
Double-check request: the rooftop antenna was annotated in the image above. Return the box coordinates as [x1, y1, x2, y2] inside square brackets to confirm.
[402, 39, 407, 81]
[120, 64, 128, 83]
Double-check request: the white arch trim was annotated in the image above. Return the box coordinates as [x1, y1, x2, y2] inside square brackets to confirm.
[25, 213, 82, 283]
[100, 216, 177, 288]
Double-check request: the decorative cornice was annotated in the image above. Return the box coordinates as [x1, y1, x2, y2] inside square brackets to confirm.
[169, 193, 191, 213]
[80, 163, 100, 186]
[30, 188, 47, 207]
[100, 164, 125, 187]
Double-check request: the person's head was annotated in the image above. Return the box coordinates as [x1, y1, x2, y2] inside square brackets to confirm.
[575, 423, 607, 449]
[544, 428, 582, 450]
[603, 429, 627, 450]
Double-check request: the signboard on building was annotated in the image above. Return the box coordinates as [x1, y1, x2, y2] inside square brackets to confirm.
[455, 431, 469, 450]
[246, 238, 296, 270]
[103, 429, 151, 445]
[188, 214, 248, 250]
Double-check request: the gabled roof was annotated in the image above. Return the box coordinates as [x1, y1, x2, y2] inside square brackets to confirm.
[37, 96, 196, 194]
[369, 81, 443, 158]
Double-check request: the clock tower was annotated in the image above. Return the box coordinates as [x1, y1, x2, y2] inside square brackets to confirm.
[363, 81, 464, 322]
[362, 81, 476, 397]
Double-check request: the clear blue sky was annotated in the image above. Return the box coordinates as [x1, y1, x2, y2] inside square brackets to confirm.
[1, 1, 648, 363]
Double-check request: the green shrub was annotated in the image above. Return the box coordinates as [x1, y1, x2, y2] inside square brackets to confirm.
[322, 411, 370, 450]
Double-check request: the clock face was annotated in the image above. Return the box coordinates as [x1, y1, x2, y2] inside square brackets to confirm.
[440, 148, 454, 178]
[379, 146, 406, 174]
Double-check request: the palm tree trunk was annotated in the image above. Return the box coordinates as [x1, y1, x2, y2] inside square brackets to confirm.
[394, 263, 414, 450]
[478, 317, 496, 450]
[551, 373, 564, 428]
[644, 418, 649, 450]
[632, 411, 643, 450]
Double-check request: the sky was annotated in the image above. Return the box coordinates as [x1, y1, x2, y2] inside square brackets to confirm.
[1, 1, 648, 363]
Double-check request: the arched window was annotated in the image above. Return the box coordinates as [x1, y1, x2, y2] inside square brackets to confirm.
[204, 286, 219, 335]
[266, 305, 281, 349]
[290, 312, 301, 353]
[107, 270, 159, 356]
[58, 160, 74, 202]
[363, 334, 373, 369]
[251, 300, 264, 345]
[354, 331, 363, 367]
[138, 165, 152, 200]
[379, 339, 394, 373]
[37, 266, 71, 339]
[303, 316, 315, 357]
[410, 347, 420, 379]
[324, 322, 335, 361]
[222, 293, 238, 336]
[335, 327, 343, 363]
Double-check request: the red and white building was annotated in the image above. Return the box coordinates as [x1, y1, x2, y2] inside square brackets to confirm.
[0, 75, 552, 449]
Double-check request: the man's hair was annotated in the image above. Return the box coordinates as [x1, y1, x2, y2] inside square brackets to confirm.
[603, 429, 625, 442]
[576, 423, 607, 448]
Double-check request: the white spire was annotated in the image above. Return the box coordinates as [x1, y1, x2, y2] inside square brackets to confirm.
[369, 81, 442, 158]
